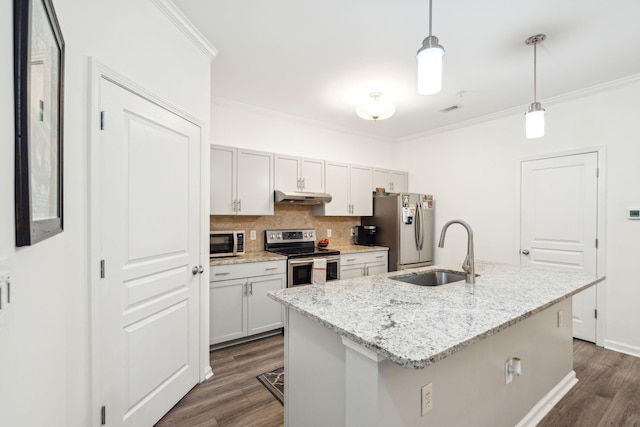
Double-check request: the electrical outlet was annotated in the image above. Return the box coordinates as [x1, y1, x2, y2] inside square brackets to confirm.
[350, 227, 355, 236]
[421, 383, 433, 416]
[505, 360, 513, 384]
[557, 310, 563, 328]
[250, 230, 256, 240]
[327, 229, 332, 237]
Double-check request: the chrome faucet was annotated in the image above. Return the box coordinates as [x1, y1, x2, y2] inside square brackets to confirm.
[438, 219, 475, 284]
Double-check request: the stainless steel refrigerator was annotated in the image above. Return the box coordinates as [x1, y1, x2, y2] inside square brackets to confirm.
[362, 193, 434, 271]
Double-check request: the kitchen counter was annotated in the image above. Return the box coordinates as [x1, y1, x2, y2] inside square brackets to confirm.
[269, 261, 604, 369]
[209, 251, 285, 266]
[271, 262, 605, 426]
[329, 244, 388, 254]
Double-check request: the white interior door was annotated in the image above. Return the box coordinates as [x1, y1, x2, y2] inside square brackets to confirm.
[97, 78, 201, 426]
[520, 152, 598, 342]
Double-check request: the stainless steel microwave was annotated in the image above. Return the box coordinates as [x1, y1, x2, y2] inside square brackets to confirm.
[210, 230, 245, 258]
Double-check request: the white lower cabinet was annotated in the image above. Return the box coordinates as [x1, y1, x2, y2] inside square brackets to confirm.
[340, 250, 388, 279]
[210, 260, 286, 345]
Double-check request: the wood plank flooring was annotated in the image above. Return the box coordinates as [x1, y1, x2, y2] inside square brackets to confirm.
[157, 336, 640, 427]
[155, 334, 284, 427]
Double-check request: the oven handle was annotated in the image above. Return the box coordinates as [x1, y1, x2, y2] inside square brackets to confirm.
[288, 255, 341, 266]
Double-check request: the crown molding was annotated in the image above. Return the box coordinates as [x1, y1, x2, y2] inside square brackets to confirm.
[396, 73, 640, 143]
[152, 0, 218, 60]
[212, 97, 394, 143]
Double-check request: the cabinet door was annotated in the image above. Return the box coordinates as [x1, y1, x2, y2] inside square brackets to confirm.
[300, 158, 325, 193]
[275, 154, 301, 192]
[237, 149, 274, 215]
[390, 171, 408, 193]
[247, 274, 285, 335]
[350, 165, 373, 216]
[323, 161, 350, 216]
[210, 145, 237, 215]
[372, 168, 391, 192]
[365, 261, 388, 276]
[210, 278, 247, 344]
[340, 263, 364, 279]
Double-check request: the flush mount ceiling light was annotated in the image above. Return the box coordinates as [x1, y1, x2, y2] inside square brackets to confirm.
[525, 34, 546, 139]
[356, 92, 396, 121]
[416, 0, 445, 95]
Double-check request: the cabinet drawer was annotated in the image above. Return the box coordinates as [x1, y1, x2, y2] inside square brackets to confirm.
[341, 251, 387, 265]
[210, 260, 286, 282]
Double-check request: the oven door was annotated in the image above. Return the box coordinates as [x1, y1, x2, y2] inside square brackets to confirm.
[288, 256, 340, 287]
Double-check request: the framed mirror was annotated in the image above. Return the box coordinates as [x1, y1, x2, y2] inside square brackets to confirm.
[14, 0, 65, 246]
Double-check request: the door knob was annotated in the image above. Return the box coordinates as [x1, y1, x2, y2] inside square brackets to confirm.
[521, 249, 530, 255]
[192, 265, 204, 275]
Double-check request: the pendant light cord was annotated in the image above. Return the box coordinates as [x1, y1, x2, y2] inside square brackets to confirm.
[428, 0, 433, 36]
[533, 42, 537, 103]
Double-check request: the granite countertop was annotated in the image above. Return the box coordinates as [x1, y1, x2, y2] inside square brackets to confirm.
[268, 261, 604, 369]
[331, 245, 389, 254]
[209, 251, 286, 266]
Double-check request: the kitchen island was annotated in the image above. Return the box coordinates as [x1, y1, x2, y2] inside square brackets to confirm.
[268, 261, 604, 427]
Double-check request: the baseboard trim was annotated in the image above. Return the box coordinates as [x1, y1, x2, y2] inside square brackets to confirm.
[515, 370, 578, 427]
[604, 339, 640, 358]
[203, 365, 214, 381]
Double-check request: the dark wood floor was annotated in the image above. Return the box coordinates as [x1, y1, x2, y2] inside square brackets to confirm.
[156, 335, 284, 427]
[157, 336, 640, 427]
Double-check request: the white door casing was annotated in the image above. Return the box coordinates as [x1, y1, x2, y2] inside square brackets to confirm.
[92, 75, 203, 426]
[520, 152, 599, 342]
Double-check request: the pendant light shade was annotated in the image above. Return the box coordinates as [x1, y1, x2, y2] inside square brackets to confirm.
[356, 92, 396, 121]
[525, 102, 545, 139]
[524, 34, 546, 139]
[416, 0, 445, 95]
[417, 36, 444, 95]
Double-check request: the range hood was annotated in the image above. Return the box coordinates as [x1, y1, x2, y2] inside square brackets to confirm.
[274, 190, 332, 205]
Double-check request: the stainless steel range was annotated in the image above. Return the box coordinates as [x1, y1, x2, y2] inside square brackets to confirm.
[265, 229, 340, 287]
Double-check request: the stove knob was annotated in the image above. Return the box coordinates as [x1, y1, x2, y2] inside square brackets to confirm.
[269, 233, 274, 239]
[277, 234, 281, 240]
[303, 232, 308, 238]
[309, 231, 314, 238]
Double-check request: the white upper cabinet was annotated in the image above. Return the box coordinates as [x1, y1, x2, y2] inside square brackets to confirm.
[211, 145, 274, 215]
[313, 161, 372, 216]
[373, 168, 409, 193]
[275, 154, 324, 193]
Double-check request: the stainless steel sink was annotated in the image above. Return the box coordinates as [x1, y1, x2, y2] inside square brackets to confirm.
[390, 269, 470, 286]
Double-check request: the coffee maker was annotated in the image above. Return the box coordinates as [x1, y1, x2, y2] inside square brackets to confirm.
[355, 225, 377, 246]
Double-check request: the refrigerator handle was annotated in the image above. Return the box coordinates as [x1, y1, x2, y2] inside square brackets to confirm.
[419, 203, 425, 250]
[415, 203, 422, 250]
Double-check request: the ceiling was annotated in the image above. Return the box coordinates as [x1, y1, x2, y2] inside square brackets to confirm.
[173, 0, 640, 141]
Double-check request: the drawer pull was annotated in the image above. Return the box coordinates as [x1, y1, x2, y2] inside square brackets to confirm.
[214, 272, 230, 276]
[346, 258, 357, 262]
[265, 267, 278, 271]
[375, 255, 384, 259]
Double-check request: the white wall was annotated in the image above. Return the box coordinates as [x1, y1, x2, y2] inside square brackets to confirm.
[0, 1, 211, 426]
[212, 99, 396, 168]
[396, 79, 640, 356]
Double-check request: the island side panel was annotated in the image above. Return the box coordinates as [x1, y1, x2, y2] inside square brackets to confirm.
[286, 310, 346, 426]
[377, 298, 575, 427]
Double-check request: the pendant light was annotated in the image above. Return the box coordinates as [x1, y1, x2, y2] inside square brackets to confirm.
[525, 34, 546, 139]
[356, 92, 396, 121]
[416, 0, 445, 95]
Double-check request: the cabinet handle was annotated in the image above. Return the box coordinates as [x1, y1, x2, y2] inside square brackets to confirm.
[302, 177, 305, 190]
[389, 182, 393, 190]
[365, 266, 369, 276]
[265, 267, 278, 271]
[238, 199, 242, 212]
[375, 255, 384, 259]
[361, 266, 365, 275]
[214, 272, 230, 276]
[248, 282, 253, 296]
[232, 200, 237, 212]
[297, 178, 301, 190]
[243, 282, 247, 296]
[347, 258, 357, 262]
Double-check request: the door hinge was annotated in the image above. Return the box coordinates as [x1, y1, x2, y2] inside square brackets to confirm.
[596, 167, 600, 178]
[595, 238, 599, 249]
[101, 405, 106, 425]
[100, 260, 105, 279]
[595, 309, 598, 319]
[100, 111, 105, 130]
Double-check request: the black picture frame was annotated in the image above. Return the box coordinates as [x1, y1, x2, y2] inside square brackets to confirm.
[14, 0, 65, 246]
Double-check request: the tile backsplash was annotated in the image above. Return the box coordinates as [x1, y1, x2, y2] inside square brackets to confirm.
[210, 204, 360, 252]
